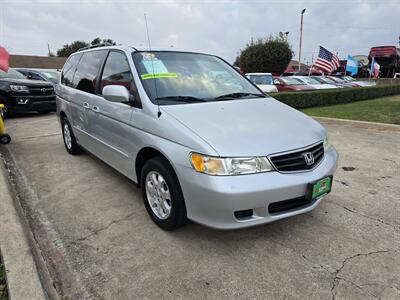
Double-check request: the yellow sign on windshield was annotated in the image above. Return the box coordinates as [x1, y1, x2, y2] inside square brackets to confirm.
[141, 73, 178, 80]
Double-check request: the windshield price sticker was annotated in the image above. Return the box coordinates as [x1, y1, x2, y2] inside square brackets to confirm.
[141, 73, 178, 80]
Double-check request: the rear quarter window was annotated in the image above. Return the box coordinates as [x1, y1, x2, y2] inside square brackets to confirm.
[61, 54, 82, 87]
[73, 50, 107, 94]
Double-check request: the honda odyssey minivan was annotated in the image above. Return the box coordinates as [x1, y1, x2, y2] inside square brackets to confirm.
[56, 45, 338, 230]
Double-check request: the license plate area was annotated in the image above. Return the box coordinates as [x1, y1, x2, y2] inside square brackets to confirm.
[307, 176, 333, 201]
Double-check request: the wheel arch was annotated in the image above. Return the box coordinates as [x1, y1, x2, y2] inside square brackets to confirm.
[135, 146, 176, 188]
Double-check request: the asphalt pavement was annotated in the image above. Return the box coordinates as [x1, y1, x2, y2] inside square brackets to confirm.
[1, 113, 399, 300]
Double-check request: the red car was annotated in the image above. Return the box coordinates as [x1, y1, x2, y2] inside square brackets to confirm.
[273, 77, 316, 92]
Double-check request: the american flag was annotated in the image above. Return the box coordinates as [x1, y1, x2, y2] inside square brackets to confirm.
[313, 46, 339, 73]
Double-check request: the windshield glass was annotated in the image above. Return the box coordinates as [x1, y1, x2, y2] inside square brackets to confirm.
[298, 77, 321, 84]
[0, 69, 26, 79]
[132, 51, 264, 104]
[281, 77, 305, 85]
[248, 74, 273, 85]
[41, 71, 60, 83]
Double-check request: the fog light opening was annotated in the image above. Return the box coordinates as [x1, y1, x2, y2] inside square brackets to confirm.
[17, 98, 29, 105]
[234, 209, 253, 220]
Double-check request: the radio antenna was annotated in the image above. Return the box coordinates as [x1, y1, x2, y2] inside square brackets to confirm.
[144, 13, 161, 118]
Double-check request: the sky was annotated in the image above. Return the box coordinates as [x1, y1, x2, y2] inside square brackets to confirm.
[0, 0, 399, 64]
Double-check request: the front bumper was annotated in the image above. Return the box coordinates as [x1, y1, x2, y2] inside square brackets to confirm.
[8, 95, 56, 113]
[177, 147, 338, 229]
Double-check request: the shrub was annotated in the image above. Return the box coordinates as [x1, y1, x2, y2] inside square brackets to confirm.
[272, 84, 400, 109]
[235, 35, 293, 74]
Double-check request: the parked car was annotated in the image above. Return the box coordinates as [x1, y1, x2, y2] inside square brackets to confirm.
[57, 45, 338, 230]
[273, 77, 316, 92]
[333, 75, 376, 87]
[0, 68, 56, 117]
[245, 73, 278, 93]
[16, 68, 61, 85]
[311, 76, 349, 88]
[325, 76, 360, 87]
[291, 76, 339, 89]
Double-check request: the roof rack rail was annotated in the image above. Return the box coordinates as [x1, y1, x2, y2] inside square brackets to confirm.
[78, 42, 113, 52]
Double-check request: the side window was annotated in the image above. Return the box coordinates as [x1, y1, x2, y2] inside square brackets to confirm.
[100, 51, 134, 94]
[61, 54, 82, 87]
[73, 50, 107, 94]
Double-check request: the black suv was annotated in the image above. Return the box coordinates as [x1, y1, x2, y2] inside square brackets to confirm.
[0, 68, 56, 117]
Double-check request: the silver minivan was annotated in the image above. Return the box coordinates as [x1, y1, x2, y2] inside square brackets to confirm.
[56, 45, 338, 230]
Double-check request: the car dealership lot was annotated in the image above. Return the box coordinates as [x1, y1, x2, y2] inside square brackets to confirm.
[2, 114, 399, 299]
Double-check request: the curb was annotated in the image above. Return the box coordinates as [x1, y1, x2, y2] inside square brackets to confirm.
[0, 154, 47, 300]
[313, 116, 400, 131]
[0, 146, 91, 300]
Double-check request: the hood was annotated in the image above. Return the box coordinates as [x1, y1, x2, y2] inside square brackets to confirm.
[162, 98, 326, 157]
[292, 85, 315, 91]
[310, 84, 337, 89]
[256, 84, 278, 93]
[0, 78, 53, 87]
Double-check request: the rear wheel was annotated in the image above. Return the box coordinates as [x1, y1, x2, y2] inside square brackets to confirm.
[140, 157, 187, 230]
[61, 117, 82, 155]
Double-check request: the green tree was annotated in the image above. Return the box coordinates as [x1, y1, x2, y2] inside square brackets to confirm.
[56, 38, 117, 57]
[235, 35, 293, 74]
[56, 40, 89, 57]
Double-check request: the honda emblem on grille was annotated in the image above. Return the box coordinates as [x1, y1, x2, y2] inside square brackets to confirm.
[303, 152, 314, 166]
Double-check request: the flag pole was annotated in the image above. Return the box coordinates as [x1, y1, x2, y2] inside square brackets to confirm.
[308, 51, 314, 76]
[369, 57, 373, 82]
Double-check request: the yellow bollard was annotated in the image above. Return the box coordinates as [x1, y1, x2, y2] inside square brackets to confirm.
[0, 104, 11, 144]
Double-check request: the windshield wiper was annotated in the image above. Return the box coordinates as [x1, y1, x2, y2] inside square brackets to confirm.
[215, 92, 266, 100]
[154, 96, 207, 103]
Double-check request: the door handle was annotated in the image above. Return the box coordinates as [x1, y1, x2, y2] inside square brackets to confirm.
[83, 102, 90, 109]
[92, 106, 100, 113]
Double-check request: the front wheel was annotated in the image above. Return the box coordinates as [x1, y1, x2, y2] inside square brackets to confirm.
[61, 117, 82, 155]
[141, 157, 187, 230]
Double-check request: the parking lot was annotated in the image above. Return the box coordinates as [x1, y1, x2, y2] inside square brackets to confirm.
[2, 114, 399, 299]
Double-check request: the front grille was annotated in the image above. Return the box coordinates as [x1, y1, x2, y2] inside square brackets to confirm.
[28, 86, 54, 96]
[269, 142, 324, 172]
[268, 196, 312, 214]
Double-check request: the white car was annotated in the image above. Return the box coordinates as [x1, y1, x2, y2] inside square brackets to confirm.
[291, 76, 339, 89]
[245, 73, 278, 93]
[342, 76, 376, 87]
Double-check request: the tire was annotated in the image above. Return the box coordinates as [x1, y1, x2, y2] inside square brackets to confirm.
[61, 117, 82, 155]
[0, 134, 11, 144]
[140, 157, 187, 230]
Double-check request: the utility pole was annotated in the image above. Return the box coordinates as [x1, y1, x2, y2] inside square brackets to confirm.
[298, 8, 306, 72]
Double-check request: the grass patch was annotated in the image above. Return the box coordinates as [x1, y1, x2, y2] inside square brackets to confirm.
[0, 253, 8, 300]
[302, 95, 400, 125]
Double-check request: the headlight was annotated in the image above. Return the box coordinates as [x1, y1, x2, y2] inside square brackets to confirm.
[190, 153, 274, 175]
[10, 85, 29, 92]
[323, 136, 331, 151]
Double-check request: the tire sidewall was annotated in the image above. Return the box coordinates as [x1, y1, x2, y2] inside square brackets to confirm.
[61, 117, 81, 154]
[141, 157, 187, 230]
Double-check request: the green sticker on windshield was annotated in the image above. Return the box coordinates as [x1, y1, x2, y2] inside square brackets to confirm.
[141, 73, 178, 80]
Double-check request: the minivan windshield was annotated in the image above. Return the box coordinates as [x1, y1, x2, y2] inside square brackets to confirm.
[132, 51, 265, 104]
[0, 69, 26, 79]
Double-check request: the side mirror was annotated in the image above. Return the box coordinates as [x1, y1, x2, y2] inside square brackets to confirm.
[102, 85, 130, 103]
[273, 79, 281, 85]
